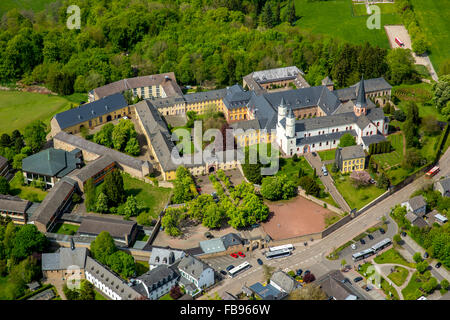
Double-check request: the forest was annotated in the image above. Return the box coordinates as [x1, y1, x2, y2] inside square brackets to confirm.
[0, 0, 420, 96]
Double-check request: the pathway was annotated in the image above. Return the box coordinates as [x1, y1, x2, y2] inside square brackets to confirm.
[304, 153, 351, 212]
[375, 263, 416, 300]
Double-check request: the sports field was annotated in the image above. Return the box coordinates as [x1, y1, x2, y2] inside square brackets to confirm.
[0, 91, 77, 134]
[410, 0, 450, 74]
[294, 0, 402, 48]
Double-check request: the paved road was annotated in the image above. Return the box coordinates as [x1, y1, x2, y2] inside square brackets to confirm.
[199, 148, 450, 299]
[304, 152, 351, 212]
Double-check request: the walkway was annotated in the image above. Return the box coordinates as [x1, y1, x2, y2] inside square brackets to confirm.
[375, 263, 416, 300]
[304, 153, 351, 212]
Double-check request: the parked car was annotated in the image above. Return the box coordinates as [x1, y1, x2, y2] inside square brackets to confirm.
[226, 265, 234, 271]
[304, 270, 311, 275]
[220, 270, 227, 276]
[435, 262, 442, 268]
[351, 243, 357, 250]
[353, 277, 363, 283]
[360, 239, 366, 245]
[368, 234, 374, 240]
[257, 259, 263, 266]
[364, 285, 373, 292]
[230, 253, 238, 258]
[401, 231, 407, 237]
[423, 252, 429, 259]
[322, 166, 328, 176]
[379, 228, 386, 234]
[296, 269, 303, 276]
[238, 251, 245, 258]
[312, 152, 317, 157]
[304, 242, 308, 246]
[342, 278, 351, 284]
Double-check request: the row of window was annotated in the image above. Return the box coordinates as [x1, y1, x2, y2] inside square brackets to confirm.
[343, 165, 363, 172]
[344, 159, 363, 165]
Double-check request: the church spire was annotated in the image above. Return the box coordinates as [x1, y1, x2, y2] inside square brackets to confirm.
[356, 76, 367, 108]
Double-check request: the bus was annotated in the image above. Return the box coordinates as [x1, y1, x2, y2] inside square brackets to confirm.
[371, 238, 392, 253]
[228, 262, 251, 278]
[269, 244, 294, 252]
[352, 248, 374, 262]
[395, 37, 404, 47]
[426, 166, 440, 178]
[265, 248, 292, 260]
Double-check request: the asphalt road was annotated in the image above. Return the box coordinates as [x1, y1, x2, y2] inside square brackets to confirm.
[199, 149, 450, 299]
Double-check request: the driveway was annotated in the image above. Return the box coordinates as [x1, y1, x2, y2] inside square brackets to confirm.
[304, 152, 351, 212]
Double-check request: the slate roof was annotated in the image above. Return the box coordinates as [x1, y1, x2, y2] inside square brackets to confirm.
[270, 271, 297, 294]
[54, 93, 127, 130]
[22, 148, 80, 178]
[250, 66, 304, 84]
[0, 155, 8, 168]
[316, 270, 366, 300]
[178, 256, 211, 280]
[70, 155, 115, 184]
[296, 130, 358, 147]
[362, 134, 386, 147]
[435, 177, 450, 194]
[356, 76, 367, 108]
[85, 256, 143, 300]
[337, 145, 366, 160]
[221, 233, 243, 249]
[184, 88, 228, 104]
[334, 78, 392, 102]
[199, 238, 226, 254]
[408, 195, 427, 211]
[77, 216, 136, 240]
[149, 247, 185, 266]
[294, 112, 357, 132]
[31, 177, 76, 227]
[93, 72, 182, 100]
[42, 247, 87, 271]
[134, 264, 179, 296]
[0, 194, 31, 214]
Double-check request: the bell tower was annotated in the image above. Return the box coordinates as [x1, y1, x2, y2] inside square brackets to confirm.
[354, 76, 367, 116]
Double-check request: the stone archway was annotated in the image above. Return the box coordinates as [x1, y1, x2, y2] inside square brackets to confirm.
[106, 115, 112, 122]
[208, 165, 216, 174]
[303, 145, 310, 154]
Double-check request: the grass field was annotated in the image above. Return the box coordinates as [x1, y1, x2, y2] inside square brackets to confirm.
[329, 169, 385, 210]
[401, 271, 435, 300]
[317, 149, 336, 161]
[9, 172, 47, 202]
[410, 0, 450, 74]
[0, 91, 85, 135]
[387, 266, 409, 287]
[52, 223, 79, 235]
[357, 262, 399, 300]
[0, 0, 53, 15]
[293, 0, 401, 48]
[373, 133, 404, 169]
[373, 248, 415, 268]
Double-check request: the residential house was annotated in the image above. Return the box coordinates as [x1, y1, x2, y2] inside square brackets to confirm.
[401, 195, 427, 217]
[335, 145, 366, 173]
[316, 270, 366, 300]
[177, 255, 215, 296]
[269, 270, 299, 296]
[434, 177, 450, 197]
[132, 264, 180, 300]
[405, 212, 429, 228]
[22, 148, 82, 189]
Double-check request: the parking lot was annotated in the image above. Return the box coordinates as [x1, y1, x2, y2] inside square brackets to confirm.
[203, 250, 261, 276]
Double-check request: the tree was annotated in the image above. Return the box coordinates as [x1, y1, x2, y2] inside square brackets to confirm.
[377, 172, 390, 190]
[90, 231, 117, 265]
[393, 109, 406, 122]
[288, 284, 327, 300]
[432, 75, 450, 112]
[0, 134, 11, 147]
[350, 171, 371, 188]
[299, 176, 320, 197]
[11, 225, 47, 260]
[169, 285, 182, 299]
[23, 121, 47, 153]
[287, 0, 297, 25]
[202, 203, 224, 229]
[260, 175, 296, 201]
[393, 234, 402, 244]
[441, 279, 449, 291]
[102, 170, 125, 207]
[125, 137, 140, 156]
[84, 178, 96, 212]
[260, 2, 273, 28]
[242, 162, 262, 185]
[413, 252, 423, 263]
[341, 259, 347, 267]
[416, 260, 429, 274]
[338, 133, 356, 147]
[0, 177, 10, 194]
[94, 123, 114, 148]
[123, 195, 140, 219]
[403, 148, 423, 169]
[386, 48, 417, 85]
[95, 192, 109, 213]
[79, 280, 96, 300]
[161, 207, 184, 237]
[303, 272, 316, 283]
[423, 277, 438, 294]
[406, 102, 420, 125]
[106, 250, 136, 278]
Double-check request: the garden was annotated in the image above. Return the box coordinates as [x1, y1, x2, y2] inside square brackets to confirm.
[357, 262, 400, 300]
[373, 248, 416, 268]
[51, 223, 79, 236]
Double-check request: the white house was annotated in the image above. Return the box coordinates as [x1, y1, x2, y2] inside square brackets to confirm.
[177, 255, 214, 296]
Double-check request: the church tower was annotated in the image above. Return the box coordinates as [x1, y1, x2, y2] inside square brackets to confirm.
[278, 97, 287, 123]
[354, 76, 367, 116]
[286, 106, 295, 138]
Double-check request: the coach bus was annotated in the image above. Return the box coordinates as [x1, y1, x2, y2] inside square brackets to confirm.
[265, 248, 292, 260]
[426, 166, 440, 178]
[269, 244, 294, 252]
[228, 262, 251, 278]
[352, 248, 375, 262]
[371, 238, 392, 253]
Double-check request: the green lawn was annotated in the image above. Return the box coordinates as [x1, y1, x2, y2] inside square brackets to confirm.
[159, 293, 174, 300]
[373, 133, 404, 169]
[293, 0, 401, 48]
[116, 173, 172, 219]
[317, 149, 336, 161]
[135, 261, 149, 277]
[0, 276, 10, 300]
[9, 172, 47, 203]
[387, 266, 410, 287]
[357, 262, 399, 300]
[0, 91, 85, 135]
[0, 0, 53, 15]
[373, 248, 415, 268]
[94, 290, 107, 300]
[401, 271, 434, 300]
[329, 170, 385, 210]
[410, 0, 450, 74]
[51, 223, 79, 235]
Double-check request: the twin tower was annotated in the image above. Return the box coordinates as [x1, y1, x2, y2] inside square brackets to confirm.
[277, 98, 295, 138]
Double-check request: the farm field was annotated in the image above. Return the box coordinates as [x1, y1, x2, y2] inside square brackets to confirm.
[0, 0, 53, 15]
[0, 91, 84, 135]
[410, 0, 450, 74]
[293, 0, 401, 48]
